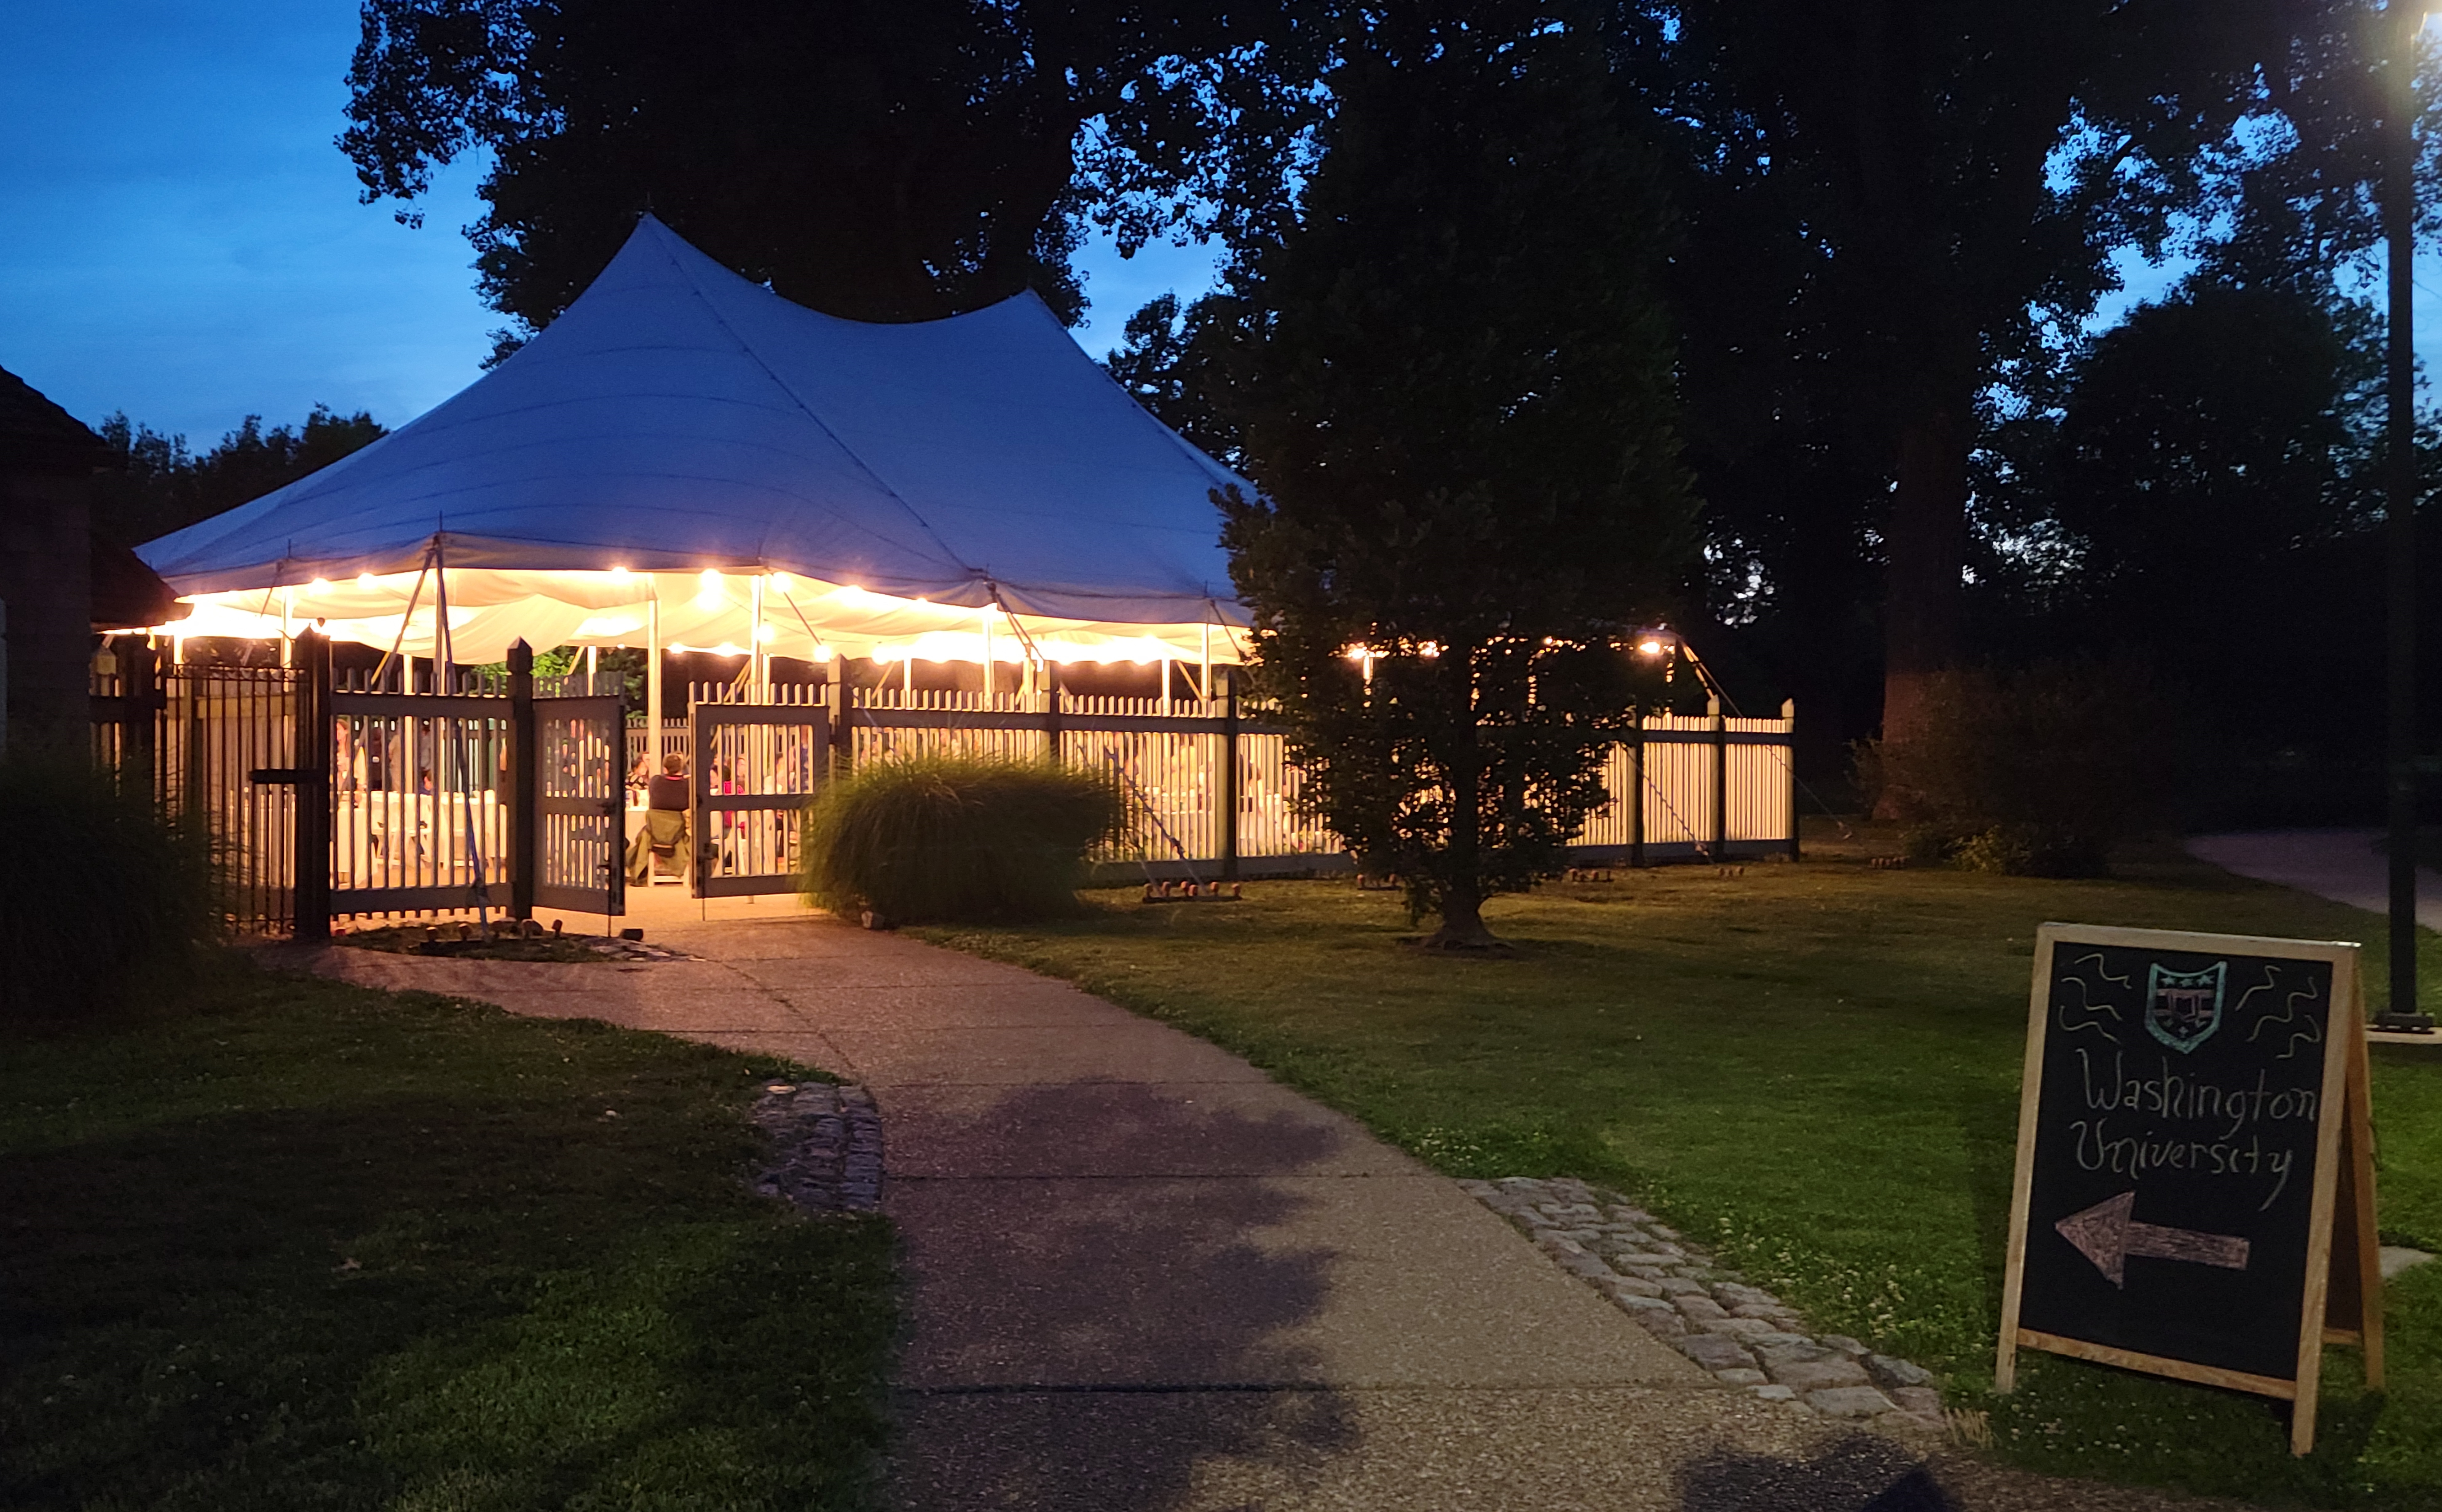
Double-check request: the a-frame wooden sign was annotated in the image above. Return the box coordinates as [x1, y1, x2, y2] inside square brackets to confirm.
[1994, 924, 2384, 1455]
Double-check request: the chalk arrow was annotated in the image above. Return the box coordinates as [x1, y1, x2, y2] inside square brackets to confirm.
[2054, 1191, 2250, 1288]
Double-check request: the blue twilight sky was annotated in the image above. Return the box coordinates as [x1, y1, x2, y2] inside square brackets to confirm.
[0, 1, 2432, 457]
[0, 1, 1220, 450]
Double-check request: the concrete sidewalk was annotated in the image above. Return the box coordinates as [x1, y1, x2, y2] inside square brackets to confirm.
[278, 901, 2231, 1511]
[2186, 828, 2442, 931]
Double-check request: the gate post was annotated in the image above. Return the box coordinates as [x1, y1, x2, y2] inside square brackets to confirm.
[507, 639, 537, 920]
[1783, 699, 1801, 862]
[112, 633, 158, 796]
[1220, 670, 1240, 881]
[1629, 712, 1646, 870]
[825, 669, 850, 778]
[1710, 697, 1729, 863]
[1043, 659, 1064, 775]
[294, 628, 333, 941]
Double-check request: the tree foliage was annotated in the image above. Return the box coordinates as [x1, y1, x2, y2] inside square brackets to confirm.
[341, 0, 1340, 335]
[93, 407, 388, 549]
[1643, 1, 2413, 750]
[1101, 291, 1245, 466]
[1217, 2, 1693, 946]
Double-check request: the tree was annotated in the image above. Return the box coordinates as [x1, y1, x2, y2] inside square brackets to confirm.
[341, 0, 1339, 336]
[93, 407, 388, 549]
[1641, 2, 2399, 751]
[1218, 2, 1694, 949]
[2033, 281, 2385, 745]
[1102, 291, 1244, 465]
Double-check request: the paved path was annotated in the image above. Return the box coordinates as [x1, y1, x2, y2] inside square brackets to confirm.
[2186, 828, 2442, 930]
[275, 897, 2234, 1511]
[2186, 829, 2442, 1049]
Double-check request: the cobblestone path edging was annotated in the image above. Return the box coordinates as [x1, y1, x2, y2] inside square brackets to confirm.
[750, 1081, 884, 1212]
[1464, 1176, 1942, 1431]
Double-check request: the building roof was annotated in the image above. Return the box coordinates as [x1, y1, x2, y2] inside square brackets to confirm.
[0, 364, 107, 474]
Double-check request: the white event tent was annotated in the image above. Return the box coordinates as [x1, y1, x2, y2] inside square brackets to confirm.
[138, 215, 1253, 687]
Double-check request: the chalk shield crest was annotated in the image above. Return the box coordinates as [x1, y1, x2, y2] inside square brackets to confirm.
[2144, 961, 2226, 1053]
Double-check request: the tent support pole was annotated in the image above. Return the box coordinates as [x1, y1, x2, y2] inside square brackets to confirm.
[647, 594, 662, 745]
[750, 574, 766, 698]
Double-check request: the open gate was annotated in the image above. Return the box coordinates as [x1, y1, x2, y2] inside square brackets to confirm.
[528, 683, 625, 917]
[689, 697, 827, 897]
[330, 680, 514, 917]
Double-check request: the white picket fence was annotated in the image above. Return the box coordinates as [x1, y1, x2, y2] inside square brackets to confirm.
[628, 686, 1794, 879]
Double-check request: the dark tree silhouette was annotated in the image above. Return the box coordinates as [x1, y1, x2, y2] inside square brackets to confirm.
[94, 407, 389, 549]
[340, 0, 1340, 334]
[1218, 2, 1693, 949]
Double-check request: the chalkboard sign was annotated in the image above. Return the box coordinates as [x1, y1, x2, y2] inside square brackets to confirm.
[1994, 924, 2383, 1455]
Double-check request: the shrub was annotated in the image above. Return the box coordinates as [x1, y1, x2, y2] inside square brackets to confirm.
[1860, 660, 2180, 877]
[0, 758, 216, 1022]
[798, 754, 1125, 924]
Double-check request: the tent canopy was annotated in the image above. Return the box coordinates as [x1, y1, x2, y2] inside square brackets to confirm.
[138, 216, 1252, 665]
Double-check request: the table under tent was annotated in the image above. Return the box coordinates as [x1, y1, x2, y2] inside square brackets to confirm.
[128, 215, 1791, 931]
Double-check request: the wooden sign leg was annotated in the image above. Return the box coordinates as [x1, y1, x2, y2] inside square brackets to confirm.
[1992, 935, 2056, 1396]
[2346, 1013, 2385, 1390]
[2289, 959, 2361, 1457]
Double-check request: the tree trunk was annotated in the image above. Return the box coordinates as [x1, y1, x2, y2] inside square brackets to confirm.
[1419, 881, 1502, 950]
[1879, 395, 1971, 760]
[1420, 648, 1504, 950]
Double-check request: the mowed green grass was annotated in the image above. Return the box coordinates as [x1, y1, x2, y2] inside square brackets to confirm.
[921, 854, 2442, 1509]
[0, 962, 895, 1512]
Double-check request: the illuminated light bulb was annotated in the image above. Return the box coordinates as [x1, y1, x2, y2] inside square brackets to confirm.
[1637, 640, 1665, 656]
[608, 565, 631, 583]
[309, 578, 331, 593]
[698, 569, 720, 589]
[770, 571, 792, 592]
[812, 646, 833, 661]
[753, 623, 775, 642]
[356, 573, 376, 590]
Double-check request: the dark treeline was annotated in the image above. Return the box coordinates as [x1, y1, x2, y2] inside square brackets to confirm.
[107, 0, 2434, 826]
[1084, 2, 2438, 820]
[94, 407, 387, 552]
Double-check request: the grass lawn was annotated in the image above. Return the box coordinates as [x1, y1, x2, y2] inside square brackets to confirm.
[0, 961, 895, 1511]
[920, 847, 2442, 1510]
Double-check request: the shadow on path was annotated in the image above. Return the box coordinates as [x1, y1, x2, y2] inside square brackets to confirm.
[886, 1082, 1360, 1510]
[1680, 1435, 1956, 1512]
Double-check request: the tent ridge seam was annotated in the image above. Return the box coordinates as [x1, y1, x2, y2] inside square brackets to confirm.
[650, 224, 978, 579]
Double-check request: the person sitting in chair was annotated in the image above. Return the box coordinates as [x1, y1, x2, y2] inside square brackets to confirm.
[625, 752, 692, 883]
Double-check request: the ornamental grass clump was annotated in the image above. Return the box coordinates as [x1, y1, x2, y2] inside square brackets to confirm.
[0, 758, 216, 1023]
[798, 754, 1125, 924]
